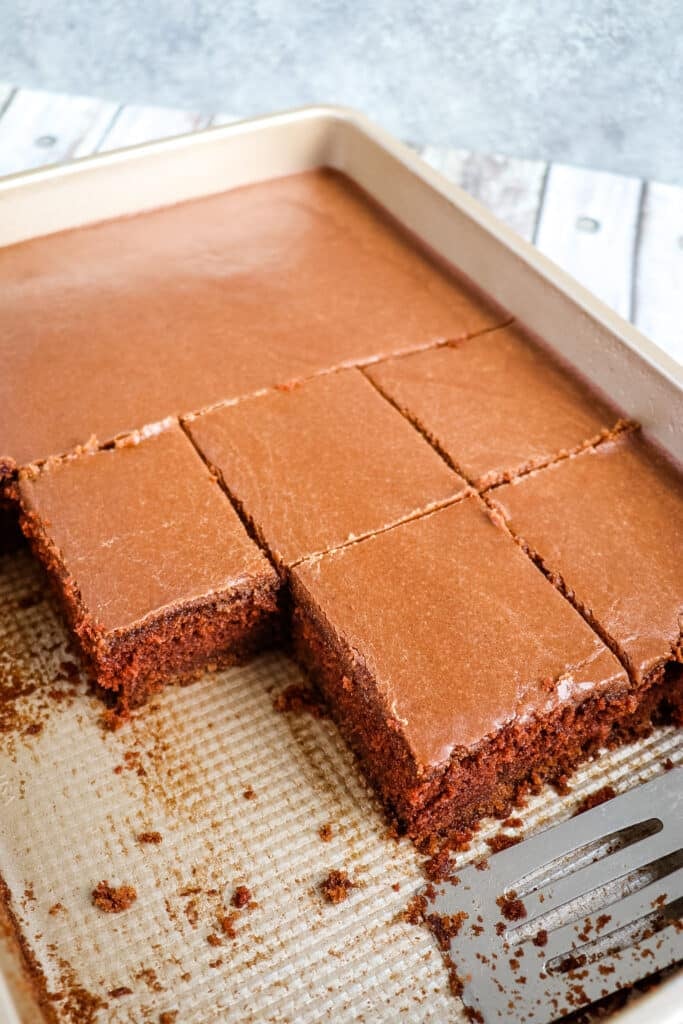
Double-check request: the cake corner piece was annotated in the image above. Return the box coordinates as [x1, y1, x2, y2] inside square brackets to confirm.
[15, 424, 282, 717]
[289, 496, 675, 844]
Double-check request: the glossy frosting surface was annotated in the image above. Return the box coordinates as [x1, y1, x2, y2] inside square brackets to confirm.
[494, 434, 683, 683]
[1, 169, 505, 470]
[18, 426, 273, 633]
[186, 368, 466, 566]
[293, 497, 627, 767]
[366, 323, 620, 488]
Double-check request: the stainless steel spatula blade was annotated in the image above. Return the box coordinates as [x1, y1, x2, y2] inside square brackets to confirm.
[422, 767, 682, 1023]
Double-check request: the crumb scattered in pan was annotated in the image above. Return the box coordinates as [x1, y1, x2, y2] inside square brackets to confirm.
[474, 857, 489, 871]
[242, 785, 256, 800]
[57, 957, 107, 1024]
[391, 882, 400, 892]
[231, 885, 252, 909]
[184, 899, 199, 927]
[48, 902, 64, 916]
[553, 773, 572, 795]
[532, 928, 549, 947]
[426, 910, 469, 950]
[663, 757, 675, 771]
[137, 830, 163, 844]
[496, 892, 526, 921]
[402, 893, 427, 925]
[92, 881, 137, 913]
[100, 708, 125, 731]
[486, 831, 522, 853]
[273, 683, 328, 718]
[501, 816, 523, 828]
[207, 933, 222, 947]
[208, 958, 223, 969]
[135, 966, 163, 992]
[108, 985, 133, 998]
[219, 912, 239, 939]
[573, 785, 617, 816]
[318, 823, 333, 842]
[320, 869, 356, 904]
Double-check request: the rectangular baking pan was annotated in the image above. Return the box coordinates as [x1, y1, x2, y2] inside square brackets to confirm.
[0, 107, 680, 1023]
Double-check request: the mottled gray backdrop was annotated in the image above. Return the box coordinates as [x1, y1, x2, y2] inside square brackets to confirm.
[3, 1, 682, 184]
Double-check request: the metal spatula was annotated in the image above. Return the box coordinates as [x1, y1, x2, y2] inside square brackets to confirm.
[422, 767, 682, 1023]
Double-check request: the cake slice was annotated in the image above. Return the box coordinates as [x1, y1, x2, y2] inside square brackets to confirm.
[290, 497, 643, 843]
[365, 322, 627, 490]
[14, 425, 281, 716]
[185, 368, 467, 568]
[491, 433, 683, 694]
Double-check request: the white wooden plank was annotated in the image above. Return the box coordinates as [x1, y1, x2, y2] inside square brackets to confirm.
[633, 181, 683, 365]
[534, 163, 642, 320]
[210, 112, 241, 126]
[0, 88, 117, 176]
[97, 103, 210, 152]
[421, 145, 547, 241]
[0, 84, 14, 116]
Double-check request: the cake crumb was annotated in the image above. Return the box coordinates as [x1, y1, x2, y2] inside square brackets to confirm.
[242, 786, 256, 800]
[108, 986, 133, 998]
[48, 902, 65, 916]
[573, 785, 617, 816]
[320, 869, 356, 904]
[273, 684, 328, 718]
[208, 958, 223, 969]
[532, 928, 549, 947]
[497, 892, 527, 921]
[318, 823, 333, 842]
[426, 910, 469, 950]
[92, 881, 137, 913]
[206, 933, 222, 947]
[219, 912, 239, 939]
[159, 1013, 178, 1024]
[231, 885, 252, 909]
[137, 831, 163, 845]
[403, 893, 427, 925]
[486, 832, 522, 853]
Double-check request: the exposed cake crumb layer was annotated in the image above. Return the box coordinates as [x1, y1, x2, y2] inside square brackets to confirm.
[365, 322, 628, 490]
[14, 425, 281, 712]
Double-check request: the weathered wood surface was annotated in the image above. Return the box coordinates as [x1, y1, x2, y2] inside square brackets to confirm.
[1, 84, 680, 364]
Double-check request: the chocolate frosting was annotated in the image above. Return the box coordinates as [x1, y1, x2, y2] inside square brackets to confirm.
[0, 169, 505, 472]
[366, 323, 621, 488]
[293, 497, 627, 767]
[494, 434, 683, 683]
[186, 368, 466, 566]
[18, 426, 274, 633]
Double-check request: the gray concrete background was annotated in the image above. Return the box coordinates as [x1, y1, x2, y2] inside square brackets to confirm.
[3, 1, 683, 184]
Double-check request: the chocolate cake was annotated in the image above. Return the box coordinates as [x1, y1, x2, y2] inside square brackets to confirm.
[0, 169, 507, 478]
[491, 433, 683, 692]
[2, 162, 681, 845]
[13, 426, 280, 713]
[290, 497, 647, 842]
[185, 368, 467, 567]
[365, 322, 628, 489]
